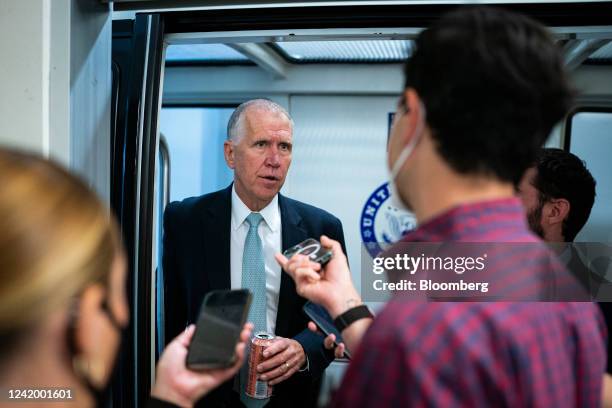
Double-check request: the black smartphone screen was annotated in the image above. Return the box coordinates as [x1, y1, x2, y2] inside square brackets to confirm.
[303, 301, 351, 359]
[186, 289, 252, 370]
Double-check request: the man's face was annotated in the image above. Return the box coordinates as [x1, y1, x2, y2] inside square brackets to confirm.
[518, 167, 545, 238]
[225, 108, 293, 210]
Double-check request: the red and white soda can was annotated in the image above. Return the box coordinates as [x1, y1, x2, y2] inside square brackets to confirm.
[246, 332, 275, 399]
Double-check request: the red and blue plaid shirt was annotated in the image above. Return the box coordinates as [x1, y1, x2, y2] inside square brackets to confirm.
[333, 198, 606, 407]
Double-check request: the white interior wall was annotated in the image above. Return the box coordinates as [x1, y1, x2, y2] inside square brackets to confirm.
[0, 1, 69, 161]
[70, 0, 112, 202]
[51, 0, 72, 166]
[0, 0, 111, 200]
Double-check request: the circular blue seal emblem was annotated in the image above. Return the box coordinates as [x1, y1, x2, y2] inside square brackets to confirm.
[360, 182, 417, 258]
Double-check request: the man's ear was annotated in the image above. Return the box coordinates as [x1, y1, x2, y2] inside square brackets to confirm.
[224, 140, 235, 169]
[544, 198, 570, 226]
[402, 88, 425, 145]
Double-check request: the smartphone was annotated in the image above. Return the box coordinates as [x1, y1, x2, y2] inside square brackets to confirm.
[186, 289, 252, 370]
[283, 238, 332, 266]
[302, 301, 351, 360]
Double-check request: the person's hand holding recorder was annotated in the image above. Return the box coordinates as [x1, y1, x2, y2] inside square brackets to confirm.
[275, 235, 372, 353]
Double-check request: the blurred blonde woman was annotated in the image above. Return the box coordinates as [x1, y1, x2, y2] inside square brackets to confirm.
[0, 149, 251, 408]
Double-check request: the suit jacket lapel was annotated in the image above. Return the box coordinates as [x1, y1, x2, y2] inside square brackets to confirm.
[276, 194, 308, 336]
[203, 185, 232, 291]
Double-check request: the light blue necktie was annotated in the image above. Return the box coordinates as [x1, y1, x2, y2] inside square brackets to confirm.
[240, 212, 269, 407]
[242, 212, 267, 332]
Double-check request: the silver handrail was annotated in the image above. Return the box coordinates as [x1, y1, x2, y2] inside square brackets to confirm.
[156, 134, 170, 356]
[159, 134, 171, 209]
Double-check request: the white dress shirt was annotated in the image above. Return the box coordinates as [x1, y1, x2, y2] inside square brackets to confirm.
[230, 185, 282, 334]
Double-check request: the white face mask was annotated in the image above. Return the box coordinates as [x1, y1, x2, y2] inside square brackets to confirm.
[387, 103, 426, 212]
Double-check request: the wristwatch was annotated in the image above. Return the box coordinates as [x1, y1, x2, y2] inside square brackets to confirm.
[333, 304, 374, 332]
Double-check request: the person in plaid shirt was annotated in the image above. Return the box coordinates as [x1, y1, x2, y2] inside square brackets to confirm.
[276, 6, 606, 408]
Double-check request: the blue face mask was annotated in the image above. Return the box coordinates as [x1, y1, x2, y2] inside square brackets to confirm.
[387, 103, 427, 212]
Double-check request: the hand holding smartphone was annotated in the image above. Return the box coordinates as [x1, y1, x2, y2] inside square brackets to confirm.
[186, 289, 252, 370]
[303, 301, 351, 360]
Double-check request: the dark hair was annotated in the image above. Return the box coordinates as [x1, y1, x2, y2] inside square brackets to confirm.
[532, 148, 596, 241]
[404, 6, 575, 185]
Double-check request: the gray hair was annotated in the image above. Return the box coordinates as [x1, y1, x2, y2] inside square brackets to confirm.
[226, 99, 293, 141]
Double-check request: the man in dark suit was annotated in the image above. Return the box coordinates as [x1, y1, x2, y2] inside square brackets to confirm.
[163, 99, 345, 407]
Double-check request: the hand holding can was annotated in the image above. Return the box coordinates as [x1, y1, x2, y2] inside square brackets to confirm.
[246, 332, 275, 399]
